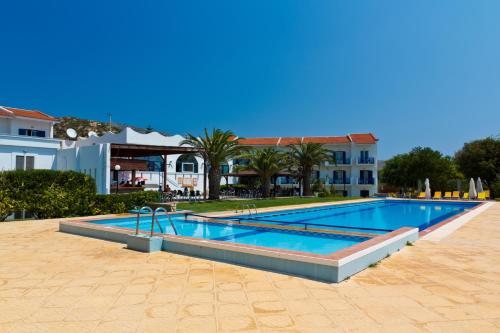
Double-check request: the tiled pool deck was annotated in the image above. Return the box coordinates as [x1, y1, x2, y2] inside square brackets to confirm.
[1, 202, 499, 333]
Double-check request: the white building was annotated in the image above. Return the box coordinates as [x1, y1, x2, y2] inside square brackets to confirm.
[0, 105, 378, 197]
[0, 106, 205, 195]
[0, 106, 59, 171]
[227, 134, 378, 197]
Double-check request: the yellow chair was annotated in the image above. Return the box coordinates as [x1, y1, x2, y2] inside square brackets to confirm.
[462, 192, 469, 200]
[485, 190, 490, 199]
[433, 191, 442, 199]
[452, 191, 460, 199]
[443, 192, 452, 199]
[417, 192, 426, 199]
[477, 192, 486, 200]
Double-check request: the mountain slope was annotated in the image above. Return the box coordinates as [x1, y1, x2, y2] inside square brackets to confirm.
[53, 116, 168, 139]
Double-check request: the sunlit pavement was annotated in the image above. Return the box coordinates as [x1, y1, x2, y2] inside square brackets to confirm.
[0, 203, 499, 333]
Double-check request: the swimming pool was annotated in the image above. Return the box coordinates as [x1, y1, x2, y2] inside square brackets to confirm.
[220, 200, 479, 233]
[60, 199, 481, 282]
[89, 215, 368, 255]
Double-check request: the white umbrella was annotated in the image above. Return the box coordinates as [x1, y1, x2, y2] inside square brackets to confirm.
[476, 177, 484, 194]
[469, 178, 477, 199]
[424, 178, 431, 199]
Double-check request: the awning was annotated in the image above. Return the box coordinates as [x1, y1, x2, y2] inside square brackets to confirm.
[111, 143, 202, 157]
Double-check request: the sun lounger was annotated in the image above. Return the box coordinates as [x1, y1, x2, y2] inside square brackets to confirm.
[443, 192, 452, 199]
[433, 191, 442, 199]
[417, 192, 426, 199]
[477, 192, 486, 200]
[462, 193, 469, 199]
[452, 191, 460, 199]
[484, 190, 490, 199]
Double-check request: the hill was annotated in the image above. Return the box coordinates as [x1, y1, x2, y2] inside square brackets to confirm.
[53, 116, 168, 139]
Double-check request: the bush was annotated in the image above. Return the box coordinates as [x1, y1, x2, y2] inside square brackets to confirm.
[0, 189, 18, 221]
[0, 170, 162, 220]
[490, 181, 500, 199]
[94, 191, 160, 214]
[0, 170, 96, 219]
[220, 184, 249, 191]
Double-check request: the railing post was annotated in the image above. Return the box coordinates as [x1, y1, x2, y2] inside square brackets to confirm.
[150, 211, 156, 237]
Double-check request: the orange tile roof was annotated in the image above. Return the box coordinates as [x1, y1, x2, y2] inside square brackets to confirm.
[302, 136, 350, 144]
[0, 106, 57, 121]
[238, 137, 280, 145]
[349, 133, 377, 144]
[278, 137, 302, 146]
[237, 133, 377, 146]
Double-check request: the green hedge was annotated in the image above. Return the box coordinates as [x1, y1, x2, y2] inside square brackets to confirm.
[0, 170, 161, 220]
[94, 191, 160, 214]
[0, 170, 96, 219]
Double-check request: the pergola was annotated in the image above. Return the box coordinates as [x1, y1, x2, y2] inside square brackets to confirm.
[110, 143, 204, 194]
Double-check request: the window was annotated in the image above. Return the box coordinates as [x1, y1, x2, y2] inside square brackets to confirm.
[15, 156, 35, 170]
[232, 158, 249, 166]
[334, 151, 346, 164]
[182, 163, 194, 173]
[176, 155, 198, 173]
[26, 156, 34, 169]
[220, 164, 229, 174]
[18, 129, 46, 137]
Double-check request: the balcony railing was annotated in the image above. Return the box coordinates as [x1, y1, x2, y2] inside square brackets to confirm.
[325, 158, 351, 166]
[358, 178, 375, 185]
[331, 178, 351, 185]
[357, 157, 375, 164]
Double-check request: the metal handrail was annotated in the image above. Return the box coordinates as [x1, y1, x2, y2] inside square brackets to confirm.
[247, 203, 258, 216]
[151, 207, 177, 236]
[151, 207, 165, 236]
[135, 206, 153, 235]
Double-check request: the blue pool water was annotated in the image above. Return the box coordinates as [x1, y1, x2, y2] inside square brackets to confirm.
[88, 200, 477, 255]
[89, 215, 367, 255]
[225, 200, 478, 233]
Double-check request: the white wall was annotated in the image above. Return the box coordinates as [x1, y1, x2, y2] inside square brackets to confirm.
[137, 154, 206, 193]
[0, 145, 57, 171]
[57, 143, 111, 194]
[0, 118, 10, 134]
[9, 118, 53, 138]
[0, 135, 60, 171]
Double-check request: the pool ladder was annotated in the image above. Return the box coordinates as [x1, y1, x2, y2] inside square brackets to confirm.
[236, 203, 258, 217]
[134, 206, 178, 236]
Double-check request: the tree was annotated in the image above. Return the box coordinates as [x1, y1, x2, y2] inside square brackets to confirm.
[181, 129, 245, 200]
[455, 137, 500, 194]
[241, 148, 288, 198]
[381, 147, 460, 192]
[287, 142, 332, 196]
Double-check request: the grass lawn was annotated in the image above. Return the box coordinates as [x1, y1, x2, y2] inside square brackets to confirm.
[176, 196, 361, 213]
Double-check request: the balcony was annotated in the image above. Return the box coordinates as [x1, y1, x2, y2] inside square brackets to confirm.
[357, 157, 375, 164]
[325, 158, 350, 166]
[358, 178, 375, 185]
[331, 178, 351, 185]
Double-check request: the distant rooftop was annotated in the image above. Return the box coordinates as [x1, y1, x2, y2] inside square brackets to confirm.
[238, 133, 377, 145]
[0, 106, 57, 122]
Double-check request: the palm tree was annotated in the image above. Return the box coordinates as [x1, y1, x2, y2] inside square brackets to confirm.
[181, 129, 245, 200]
[241, 148, 288, 198]
[287, 142, 332, 196]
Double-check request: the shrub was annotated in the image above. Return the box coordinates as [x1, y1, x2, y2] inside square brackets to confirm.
[94, 191, 160, 214]
[0, 170, 96, 219]
[220, 184, 249, 191]
[490, 181, 500, 199]
[0, 189, 18, 221]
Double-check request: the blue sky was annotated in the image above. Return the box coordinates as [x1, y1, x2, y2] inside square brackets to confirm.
[1, 0, 499, 159]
